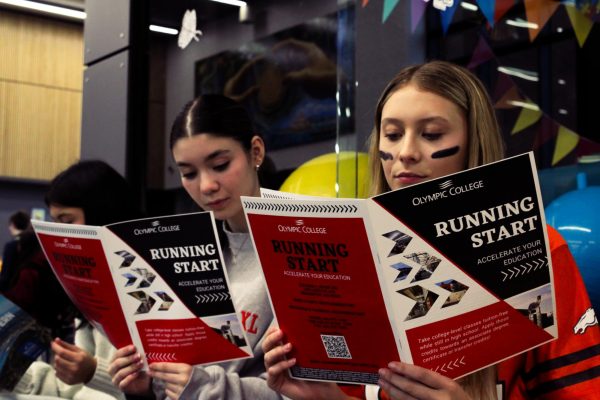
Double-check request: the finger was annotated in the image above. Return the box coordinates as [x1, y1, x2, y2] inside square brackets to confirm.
[53, 337, 79, 351]
[112, 359, 144, 386]
[266, 356, 296, 377]
[262, 328, 284, 352]
[117, 370, 141, 389]
[379, 365, 437, 400]
[387, 362, 446, 389]
[164, 387, 183, 400]
[52, 343, 83, 363]
[378, 377, 419, 400]
[149, 369, 188, 385]
[110, 345, 137, 363]
[264, 342, 293, 368]
[108, 351, 142, 377]
[53, 355, 75, 370]
[149, 363, 192, 385]
[164, 379, 186, 393]
[149, 362, 189, 374]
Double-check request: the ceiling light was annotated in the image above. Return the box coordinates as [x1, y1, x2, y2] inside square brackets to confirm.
[506, 18, 538, 29]
[208, 0, 246, 7]
[506, 100, 540, 111]
[498, 66, 539, 82]
[460, 2, 478, 11]
[150, 25, 178, 35]
[0, 0, 85, 19]
[558, 226, 592, 233]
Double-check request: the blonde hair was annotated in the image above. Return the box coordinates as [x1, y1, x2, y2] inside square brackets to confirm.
[368, 60, 505, 196]
[368, 61, 502, 398]
[459, 365, 498, 399]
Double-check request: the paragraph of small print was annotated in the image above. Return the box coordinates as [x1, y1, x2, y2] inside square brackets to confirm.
[417, 311, 510, 363]
[145, 326, 207, 349]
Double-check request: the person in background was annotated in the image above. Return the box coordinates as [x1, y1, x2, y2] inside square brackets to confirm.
[11, 160, 139, 400]
[108, 94, 283, 400]
[262, 60, 600, 399]
[0, 210, 31, 292]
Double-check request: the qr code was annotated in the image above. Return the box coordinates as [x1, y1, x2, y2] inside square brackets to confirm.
[321, 334, 352, 359]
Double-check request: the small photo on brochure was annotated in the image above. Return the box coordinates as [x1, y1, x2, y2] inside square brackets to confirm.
[122, 273, 137, 287]
[114, 250, 136, 267]
[398, 285, 439, 321]
[435, 279, 470, 308]
[127, 290, 157, 314]
[131, 268, 156, 288]
[404, 252, 441, 269]
[403, 252, 442, 283]
[504, 284, 554, 329]
[155, 291, 175, 311]
[390, 262, 413, 282]
[203, 314, 247, 348]
[382, 230, 413, 257]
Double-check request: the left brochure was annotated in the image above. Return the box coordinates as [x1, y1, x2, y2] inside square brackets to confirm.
[31, 212, 252, 366]
[0, 294, 51, 391]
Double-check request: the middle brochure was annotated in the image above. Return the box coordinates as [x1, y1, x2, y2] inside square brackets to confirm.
[242, 153, 557, 384]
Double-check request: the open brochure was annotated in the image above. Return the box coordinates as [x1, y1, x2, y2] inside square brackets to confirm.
[31, 212, 252, 367]
[243, 152, 557, 384]
[0, 294, 51, 391]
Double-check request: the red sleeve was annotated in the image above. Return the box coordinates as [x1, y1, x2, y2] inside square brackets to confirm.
[498, 226, 600, 399]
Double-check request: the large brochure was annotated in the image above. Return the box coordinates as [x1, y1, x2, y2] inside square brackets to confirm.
[31, 212, 252, 367]
[242, 153, 557, 384]
[0, 294, 51, 390]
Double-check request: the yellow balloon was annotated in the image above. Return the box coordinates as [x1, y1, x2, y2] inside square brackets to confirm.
[280, 151, 370, 198]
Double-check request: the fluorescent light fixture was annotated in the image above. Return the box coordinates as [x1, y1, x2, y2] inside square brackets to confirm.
[497, 66, 539, 82]
[0, 0, 86, 19]
[460, 2, 478, 11]
[506, 18, 538, 29]
[558, 226, 592, 233]
[150, 25, 178, 35]
[506, 100, 540, 111]
[208, 0, 246, 7]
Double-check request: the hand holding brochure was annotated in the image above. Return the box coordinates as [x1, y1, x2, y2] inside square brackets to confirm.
[242, 153, 557, 384]
[31, 212, 252, 367]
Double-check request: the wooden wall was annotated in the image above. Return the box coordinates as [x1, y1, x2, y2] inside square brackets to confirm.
[0, 10, 83, 181]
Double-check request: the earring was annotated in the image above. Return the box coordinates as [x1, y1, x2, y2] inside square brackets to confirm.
[255, 164, 261, 171]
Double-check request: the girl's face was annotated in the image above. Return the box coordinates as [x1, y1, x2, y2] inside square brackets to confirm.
[379, 84, 469, 190]
[49, 205, 85, 225]
[172, 133, 264, 232]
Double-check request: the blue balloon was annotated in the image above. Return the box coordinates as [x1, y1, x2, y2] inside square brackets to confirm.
[545, 172, 600, 311]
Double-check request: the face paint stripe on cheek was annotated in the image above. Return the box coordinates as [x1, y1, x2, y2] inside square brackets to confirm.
[431, 146, 460, 159]
[379, 150, 393, 161]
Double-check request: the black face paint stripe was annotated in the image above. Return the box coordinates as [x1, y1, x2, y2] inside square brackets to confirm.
[431, 146, 460, 159]
[379, 150, 393, 161]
